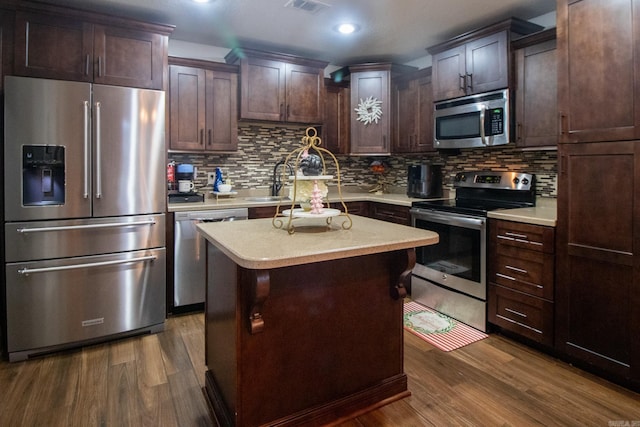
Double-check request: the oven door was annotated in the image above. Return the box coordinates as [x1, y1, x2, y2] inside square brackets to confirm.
[410, 208, 486, 300]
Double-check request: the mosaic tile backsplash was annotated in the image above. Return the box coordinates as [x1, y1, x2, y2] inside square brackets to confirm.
[169, 123, 558, 198]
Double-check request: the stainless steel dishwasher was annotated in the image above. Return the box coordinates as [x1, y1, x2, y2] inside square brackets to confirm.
[174, 208, 248, 309]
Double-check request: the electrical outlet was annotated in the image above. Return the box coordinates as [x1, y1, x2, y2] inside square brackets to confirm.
[207, 172, 215, 185]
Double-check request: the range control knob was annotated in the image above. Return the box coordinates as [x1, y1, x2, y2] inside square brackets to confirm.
[512, 177, 520, 185]
[522, 178, 529, 185]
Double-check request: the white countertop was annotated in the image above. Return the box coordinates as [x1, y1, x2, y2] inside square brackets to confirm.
[196, 214, 439, 270]
[487, 197, 557, 227]
[170, 190, 558, 227]
[168, 191, 432, 212]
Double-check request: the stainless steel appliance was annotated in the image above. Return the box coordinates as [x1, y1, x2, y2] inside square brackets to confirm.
[434, 89, 509, 149]
[173, 208, 248, 310]
[3, 76, 166, 361]
[410, 171, 535, 332]
[407, 164, 443, 198]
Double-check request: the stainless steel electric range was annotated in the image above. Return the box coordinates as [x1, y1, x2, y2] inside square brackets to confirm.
[410, 171, 536, 332]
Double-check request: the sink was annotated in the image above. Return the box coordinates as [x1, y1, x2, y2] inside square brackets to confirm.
[244, 196, 290, 202]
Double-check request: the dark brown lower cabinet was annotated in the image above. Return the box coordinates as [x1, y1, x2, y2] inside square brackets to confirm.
[556, 141, 640, 389]
[488, 219, 555, 347]
[369, 202, 410, 225]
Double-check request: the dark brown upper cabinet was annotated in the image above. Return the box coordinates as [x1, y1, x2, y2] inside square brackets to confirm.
[225, 48, 327, 124]
[557, 0, 640, 143]
[428, 18, 542, 102]
[512, 28, 558, 149]
[13, 6, 171, 90]
[348, 63, 416, 156]
[168, 58, 238, 152]
[323, 78, 350, 155]
[392, 68, 436, 154]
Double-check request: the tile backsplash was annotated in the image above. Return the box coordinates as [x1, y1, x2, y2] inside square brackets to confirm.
[169, 123, 558, 197]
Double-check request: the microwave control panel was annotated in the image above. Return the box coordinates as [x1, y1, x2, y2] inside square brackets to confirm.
[485, 108, 504, 136]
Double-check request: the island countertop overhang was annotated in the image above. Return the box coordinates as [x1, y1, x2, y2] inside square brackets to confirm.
[197, 215, 439, 270]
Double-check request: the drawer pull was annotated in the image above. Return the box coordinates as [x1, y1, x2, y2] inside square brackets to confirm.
[496, 314, 542, 334]
[496, 273, 516, 281]
[505, 265, 528, 274]
[505, 232, 528, 239]
[505, 307, 527, 318]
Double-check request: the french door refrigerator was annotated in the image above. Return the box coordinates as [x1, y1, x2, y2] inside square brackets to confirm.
[3, 76, 166, 362]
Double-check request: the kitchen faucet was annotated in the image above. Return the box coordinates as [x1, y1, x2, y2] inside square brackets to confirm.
[271, 159, 293, 196]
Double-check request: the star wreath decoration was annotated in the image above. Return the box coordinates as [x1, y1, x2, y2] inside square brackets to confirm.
[354, 96, 383, 125]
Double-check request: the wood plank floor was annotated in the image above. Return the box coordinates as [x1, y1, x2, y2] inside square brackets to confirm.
[1, 312, 639, 426]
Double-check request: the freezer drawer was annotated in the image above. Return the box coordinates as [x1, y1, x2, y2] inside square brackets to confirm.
[5, 214, 165, 262]
[6, 248, 166, 361]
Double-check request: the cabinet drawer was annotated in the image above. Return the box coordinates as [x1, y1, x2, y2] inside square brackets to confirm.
[489, 284, 553, 346]
[329, 201, 370, 217]
[369, 202, 410, 225]
[492, 244, 554, 299]
[492, 220, 554, 253]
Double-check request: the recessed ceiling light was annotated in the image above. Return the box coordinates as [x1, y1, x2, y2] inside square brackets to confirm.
[192, 0, 211, 3]
[335, 23, 359, 35]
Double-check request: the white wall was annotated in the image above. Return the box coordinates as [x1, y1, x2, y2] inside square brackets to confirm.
[168, 11, 557, 72]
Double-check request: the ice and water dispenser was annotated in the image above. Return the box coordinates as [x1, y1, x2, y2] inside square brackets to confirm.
[22, 145, 65, 206]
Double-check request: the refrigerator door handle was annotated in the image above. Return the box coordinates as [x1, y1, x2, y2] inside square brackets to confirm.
[17, 255, 157, 276]
[16, 219, 157, 234]
[83, 100, 90, 199]
[95, 101, 102, 199]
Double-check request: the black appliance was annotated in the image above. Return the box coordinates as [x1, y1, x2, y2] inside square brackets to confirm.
[168, 193, 205, 203]
[407, 164, 443, 199]
[410, 171, 535, 331]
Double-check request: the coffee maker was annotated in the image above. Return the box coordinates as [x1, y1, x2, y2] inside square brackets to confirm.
[175, 163, 196, 193]
[407, 164, 443, 198]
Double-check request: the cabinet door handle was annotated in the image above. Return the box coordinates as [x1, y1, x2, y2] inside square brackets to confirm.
[208, 129, 212, 146]
[496, 273, 516, 281]
[286, 104, 290, 120]
[200, 129, 204, 145]
[97, 56, 102, 77]
[459, 74, 466, 92]
[280, 103, 284, 121]
[85, 54, 90, 76]
[466, 72, 473, 92]
[516, 122, 523, 141]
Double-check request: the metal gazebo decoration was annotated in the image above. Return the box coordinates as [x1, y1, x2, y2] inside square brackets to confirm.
[272, 127, 352, 234]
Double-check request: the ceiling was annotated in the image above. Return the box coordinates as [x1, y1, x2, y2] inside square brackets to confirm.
[33, 0, 556, 65]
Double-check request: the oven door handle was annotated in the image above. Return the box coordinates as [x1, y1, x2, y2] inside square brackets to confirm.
[411, 209, 485, 229]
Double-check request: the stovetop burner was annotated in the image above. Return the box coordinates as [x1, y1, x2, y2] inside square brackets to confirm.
[411, 171, 536, 217]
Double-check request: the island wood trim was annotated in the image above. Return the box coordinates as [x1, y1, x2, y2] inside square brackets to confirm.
[393, 248, 416, 299]
[249, 270, 270, 334]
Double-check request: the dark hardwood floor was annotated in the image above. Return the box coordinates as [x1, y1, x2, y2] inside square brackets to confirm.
[1, 312, 639, 426]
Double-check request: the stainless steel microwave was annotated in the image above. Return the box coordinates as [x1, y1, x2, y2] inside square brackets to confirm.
[433, 89, 509, 149]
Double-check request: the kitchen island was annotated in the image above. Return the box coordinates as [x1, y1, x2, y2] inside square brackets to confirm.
[197, 215, 438, 426]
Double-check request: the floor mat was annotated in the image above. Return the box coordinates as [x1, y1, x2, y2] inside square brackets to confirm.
[403, 301, 488, 351]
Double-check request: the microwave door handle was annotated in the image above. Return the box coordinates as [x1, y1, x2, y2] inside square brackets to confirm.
[479, 105, 488, 146]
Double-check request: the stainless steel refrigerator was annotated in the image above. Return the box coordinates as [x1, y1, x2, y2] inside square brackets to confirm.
[3, 76, 166, 362]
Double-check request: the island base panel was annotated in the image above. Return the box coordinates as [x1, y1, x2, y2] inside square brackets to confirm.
[204, 247, 413, 426]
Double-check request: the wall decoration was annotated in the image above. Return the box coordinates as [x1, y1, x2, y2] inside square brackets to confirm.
[354, 96, 383, 125]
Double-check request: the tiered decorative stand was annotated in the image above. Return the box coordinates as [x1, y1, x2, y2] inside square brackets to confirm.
[273, 127, 352, 234]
